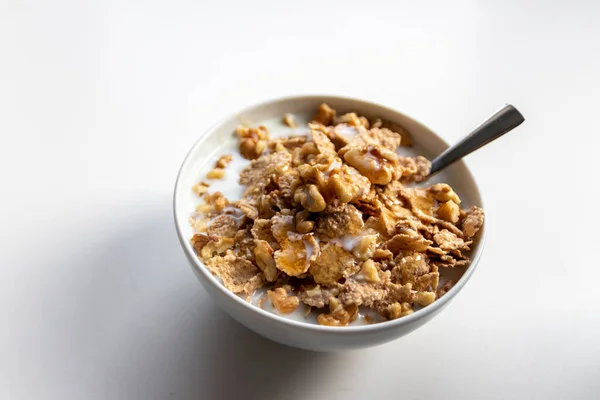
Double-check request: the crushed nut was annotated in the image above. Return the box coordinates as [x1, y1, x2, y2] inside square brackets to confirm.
[206, 168, 225, 179]
[215, 154, 233, 169]
[283, 113, 297, 128]
[192, 181, 209, 196]
[268, 287, 300, 314]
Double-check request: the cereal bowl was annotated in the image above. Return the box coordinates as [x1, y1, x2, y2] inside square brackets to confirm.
[173, 95, 486, 352]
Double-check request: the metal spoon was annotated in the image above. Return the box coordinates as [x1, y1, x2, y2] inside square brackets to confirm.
[428, 104, 525, 177]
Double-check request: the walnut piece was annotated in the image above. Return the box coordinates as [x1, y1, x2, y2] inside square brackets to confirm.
[215, 154, 233, 169]
[268, 287, 300, 314]
[317, 298, 358, 327]
[283, 113, 297, 128]
[309, 243, 357, 285]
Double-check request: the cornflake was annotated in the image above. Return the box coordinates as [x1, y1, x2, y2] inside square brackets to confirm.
[189, 103, 485, 326]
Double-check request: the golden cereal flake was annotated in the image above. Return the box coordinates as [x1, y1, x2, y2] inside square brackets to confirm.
[436, 200, 460, 223]
[401, 187, 435, 217]
[339, 279, 387, 307]
[385, 233, 432, 254]
[309, 243, 358, 285]
[283, 113, 297, 128]
[205, 251, 264, 295]
[437, 280, 455, 297]
[273, 233, 319, 276]
[189, 103, 485, 325]
[270, 214, 295, 244]
[192, 181, 209, 196]
[317, 298, 358, 327]
[253, 239, 279, 282]
[397, 156, 431, 183]
[206, 168, 225, 180]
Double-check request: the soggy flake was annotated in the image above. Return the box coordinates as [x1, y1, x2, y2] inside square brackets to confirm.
[309, 243, 357, 285]
[385, 233, 432, 254]
[433, 229, 466, 251]
[298, 284, 339, 308]
[205, 251, 264, 295]
[339, 279, 387, 307]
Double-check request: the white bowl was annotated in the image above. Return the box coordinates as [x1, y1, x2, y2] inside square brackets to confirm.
[173, 95, 486, 352]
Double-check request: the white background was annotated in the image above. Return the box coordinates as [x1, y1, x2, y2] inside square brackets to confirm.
[1, 0, 599, 399]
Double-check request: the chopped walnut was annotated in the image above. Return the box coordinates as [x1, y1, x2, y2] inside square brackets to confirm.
[268, 287, 300, 314]
[215, 154, 233, 169]
[207, 215, 238, 238]
[206, 168, 225, 180]
[283, 113, 297, 128]
[385, 232, 432, 254]
[462, 206, 485, 238]
[192, 181, 209, 196]
[313, 103, 336, 125]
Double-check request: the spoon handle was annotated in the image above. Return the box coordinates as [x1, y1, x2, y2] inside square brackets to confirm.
[429, 104, 525, 176]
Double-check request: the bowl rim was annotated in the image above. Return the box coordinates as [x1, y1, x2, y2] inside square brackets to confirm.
[173, 94, 486, 333]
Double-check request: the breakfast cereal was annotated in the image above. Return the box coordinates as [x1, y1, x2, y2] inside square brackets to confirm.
[189, 104, 484, 326]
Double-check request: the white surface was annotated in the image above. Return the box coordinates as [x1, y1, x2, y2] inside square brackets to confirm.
[1, 0, 599, 398]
